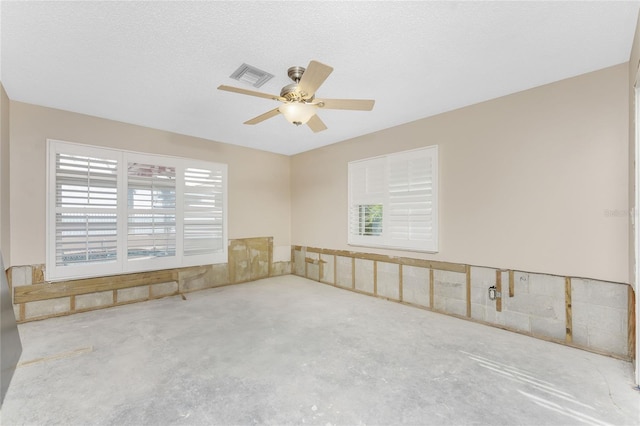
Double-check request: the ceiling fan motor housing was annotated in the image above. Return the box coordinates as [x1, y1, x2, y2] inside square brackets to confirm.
[280, 83, 309, 102]
[280, 66, 312, 101]
[287, 66, 305, 83]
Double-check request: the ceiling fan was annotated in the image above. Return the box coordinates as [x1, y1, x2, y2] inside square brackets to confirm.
[218, 60, 375, 133]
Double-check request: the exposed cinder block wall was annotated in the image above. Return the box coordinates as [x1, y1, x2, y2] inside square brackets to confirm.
[9, 237, 290, 323]
[292, 245, 634, 360]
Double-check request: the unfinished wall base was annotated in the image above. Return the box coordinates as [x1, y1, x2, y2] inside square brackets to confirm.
[8, 237, 291, 323]
[292, 245, 634, 360]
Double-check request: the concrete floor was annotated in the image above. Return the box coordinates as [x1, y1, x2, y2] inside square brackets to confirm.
[1, 275, 638, 425]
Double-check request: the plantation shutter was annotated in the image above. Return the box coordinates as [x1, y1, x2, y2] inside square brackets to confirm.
[348, 158, 386, 243]
[127, 162, 177, 261]
[347, 146, 438, 252]
[54, 153, 118, 266]
[47, 139, 229, 281]
[183, 166, 225, 256]
[387, 147, 438, 251]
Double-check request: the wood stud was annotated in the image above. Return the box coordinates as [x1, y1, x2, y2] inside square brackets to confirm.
[495, 270, 502, 312]
[373, 261, 378, 296]
[398, 264, 403, 302]
[628, 285, 636, 359]
[509, 270, 515, 297]
[352, 257, 356, 289]
[466, 265, 471, 317]
[429, 268, 434, 309]
[565, 277, 573, 343]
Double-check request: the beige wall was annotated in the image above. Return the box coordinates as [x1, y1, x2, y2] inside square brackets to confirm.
[9, 102, 291, 266]
[292, 64, 629, 283]
[629, 12, 640, 291]
[0, 84, 10, 268]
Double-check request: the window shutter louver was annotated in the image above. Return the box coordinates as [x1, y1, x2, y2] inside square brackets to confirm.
[127, 162, 177, 260]
[388, 150, 437, 250]
[349, 158, 386, 239]
[55, 153, 118, 266]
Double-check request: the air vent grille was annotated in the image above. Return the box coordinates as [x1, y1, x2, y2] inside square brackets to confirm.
[230, 63, 274, 88]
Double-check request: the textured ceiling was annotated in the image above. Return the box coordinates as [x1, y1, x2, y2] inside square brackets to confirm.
[2, 1, 639, 155]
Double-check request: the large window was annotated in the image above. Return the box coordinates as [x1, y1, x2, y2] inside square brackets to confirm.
[47, 140, 227, 281]
[348, 146, 438, 252]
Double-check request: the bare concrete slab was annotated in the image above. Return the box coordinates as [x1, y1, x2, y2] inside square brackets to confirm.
[1, 275, 637, 425]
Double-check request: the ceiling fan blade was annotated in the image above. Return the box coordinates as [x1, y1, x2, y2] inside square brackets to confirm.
[317, 98, 375, 111]
[218, 85, 284, 101]
[298, 60, 333, 98]
[307, 114, 327, 133]
[244, 108, 281, 125]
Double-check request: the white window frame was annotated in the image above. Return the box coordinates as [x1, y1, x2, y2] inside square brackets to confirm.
[46, 139, 228, 281]
[348, 145, 438, 252]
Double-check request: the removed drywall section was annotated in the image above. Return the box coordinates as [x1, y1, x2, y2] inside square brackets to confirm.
[292, 245, 633, 359]
[10, 237, 289, 322]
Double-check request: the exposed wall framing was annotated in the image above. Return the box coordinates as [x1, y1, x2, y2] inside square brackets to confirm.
[8, 237, 289, 323]
[292, 245, 634, 360]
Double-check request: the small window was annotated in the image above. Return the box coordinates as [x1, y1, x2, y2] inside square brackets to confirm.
[356, 204, 383, 236]
[348, 146, 438, 252]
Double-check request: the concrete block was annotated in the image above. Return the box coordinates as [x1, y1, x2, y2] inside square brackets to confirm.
[246, 238, 271, 280]
[211, 263, 230, 286]
[572, 302, 626, 334]
[335, 256, 353, 289]
[320, 254, 335, 284]
[402, 265, 429, 307]
[572, 278, 628, 309]
[572, 324, 589, 348]
[150, 281, 178, 298]
[13, 304, 21, 321]
[355, 259, 374, 294]
[25, 297, 70, 319]
[433, 270, 465, 314]
[306, 252, 320, 281]
[377, 262, 399, 300]
[503, 311, 530, 333]
[11, 266, 32, 287]
[509, 271, 530, 297]
[229, 241, 251, 283]
[271, 261, 291, 277]
[117, 286, 149, 303]
[504, 293, 563, 321]
[470, 266, 495, 288]
[586, 328, 627, 356]
[444, 299, 467, 317]
[75, 291, 114, 310]
[488, 310, 505, 327]
[528, 273, 564, 298]
[294, 249, 305, 276]
[470, 303, 486, 321]
[530, 317, 565, 341]
[179, 265, 214, 292]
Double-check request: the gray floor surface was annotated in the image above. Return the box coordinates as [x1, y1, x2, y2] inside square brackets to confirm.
[1, 275, 638, 425]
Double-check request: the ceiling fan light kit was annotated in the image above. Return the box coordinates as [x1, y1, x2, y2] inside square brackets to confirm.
[279, 102, 317, 126]
[218, 60, 375, 133]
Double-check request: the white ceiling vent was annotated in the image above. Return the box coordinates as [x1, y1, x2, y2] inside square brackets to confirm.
[230, 63, 274, 88]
